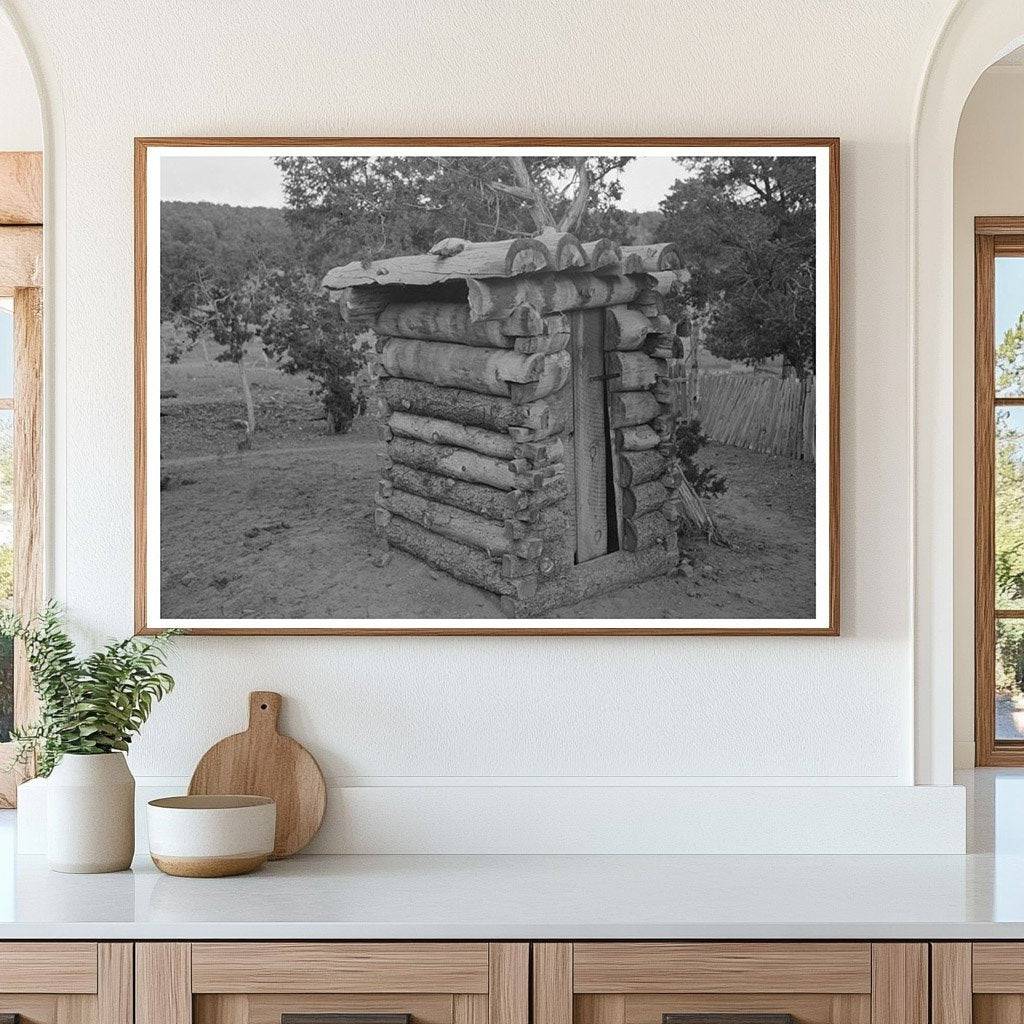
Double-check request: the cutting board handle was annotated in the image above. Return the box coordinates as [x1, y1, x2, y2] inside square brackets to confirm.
[248, 691, 282, 734]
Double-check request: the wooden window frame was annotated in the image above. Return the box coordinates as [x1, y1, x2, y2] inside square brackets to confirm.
[0, 151, 43, 806]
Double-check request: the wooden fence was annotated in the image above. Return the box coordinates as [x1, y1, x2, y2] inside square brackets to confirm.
[687, 369, 815, 461]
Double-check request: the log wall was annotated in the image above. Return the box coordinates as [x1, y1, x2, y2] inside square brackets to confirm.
[688, 369, 816, 461]
[373, 297, 574, 615]
[368, 270, 689, 616]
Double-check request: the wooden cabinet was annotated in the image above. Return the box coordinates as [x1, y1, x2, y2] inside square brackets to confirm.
[136, 943, 528, 1024]
[931, 943, 1024, 1024]
[532, 944, 929, 1024]
[0, 942, 132, 1024]
[0, 938, 942, 1024]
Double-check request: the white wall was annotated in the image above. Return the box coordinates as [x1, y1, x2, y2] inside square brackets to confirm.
[0, 9, 40, 151]
[1, 0, 972, 851]
[952, 65, 1024, 768]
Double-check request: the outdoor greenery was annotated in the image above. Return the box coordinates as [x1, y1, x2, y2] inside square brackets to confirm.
[993, 315, 1024, 693]
[659, 156, 817, 377]
[671, 418, 727, 499]
[158, 155, 818, 453]
[0, 603, 178, 776]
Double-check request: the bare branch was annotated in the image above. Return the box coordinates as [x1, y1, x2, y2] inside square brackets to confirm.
[492, 156, 556, 231]
[557, 158, 592, 233]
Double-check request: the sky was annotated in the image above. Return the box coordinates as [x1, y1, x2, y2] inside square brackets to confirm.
[997, 256, 1024, 340]
[159, 154, 687, 213]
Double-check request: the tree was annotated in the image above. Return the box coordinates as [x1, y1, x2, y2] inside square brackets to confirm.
[160, 201, 296, 318]
[261, 271, 372, 434]
[657, 156, 817, 377]
[273, 156, 634, 273]
[994, 315, 1024, 610]
[178, 265, 279, 448]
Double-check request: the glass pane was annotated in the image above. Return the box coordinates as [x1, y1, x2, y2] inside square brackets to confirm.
[997, 407, 1024, 609]
[996, 256, 1024, 396]
[998, 619, 1024, 740]
[0, 410, 12, 742]
[0, 301, 12, 400]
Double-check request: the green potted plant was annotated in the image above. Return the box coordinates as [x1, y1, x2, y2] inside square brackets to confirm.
[2, 603, 178, 873]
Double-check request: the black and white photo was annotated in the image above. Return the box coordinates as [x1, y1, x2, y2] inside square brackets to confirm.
[136, 140, 838, 634]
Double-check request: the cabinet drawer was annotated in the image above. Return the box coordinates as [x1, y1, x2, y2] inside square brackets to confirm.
[0, 942, 98, 993]
[533, 944, 925, 1024]
[191, 943, 490, 993]
[139, 942, 528, 1024]
[0, 943, 130, 1024]
[572, 943, 872, 994]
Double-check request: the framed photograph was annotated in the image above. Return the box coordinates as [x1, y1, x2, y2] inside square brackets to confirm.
[135, 137, 839, 635]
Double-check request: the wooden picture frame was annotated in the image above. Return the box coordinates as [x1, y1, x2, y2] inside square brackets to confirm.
[135, 137, 840, 636]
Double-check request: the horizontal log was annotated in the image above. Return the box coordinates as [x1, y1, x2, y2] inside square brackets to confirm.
[505, 505, 570, 540]
[608, 351, 658, 391]
[379, 378, 516, 432]
[514, 331, 570, 355]
[509, 355, 570, 404]
[501, 304, 544, 337]
[649, 269, 691, 296]
[375, 302, 513, 347]
[621, 479, 669, 518]
[582, 238, 622, 274]
[385, 516, 525, 597]
[384, 463, 513, 521]
[605, 306, 652, 351]
[513, 437, 565, 465]
[521, 545, 679, 616]
[533, 229, 587, 270]
[388, 435, 515, 490]
[388, 412, 514, 459]
[467, 273, 651, 321]
[380, 339, 555, 396]
[645, 336, 686, 360]
[337, 287, 388, 329]
[501, 307, 569, 338]
[324, 237, 552, 290]
[621, 243, 681, 272]
[508, 384, 569, 425]
[615, 424, 661, 451]
[609, 390, 661, 428]
[381, 489, 511, 555]
[618, 450, 668, 487]
[622, 510, 674, 551]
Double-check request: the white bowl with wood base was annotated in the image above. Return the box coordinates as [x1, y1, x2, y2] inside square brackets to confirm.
[147, 795, 276, 877]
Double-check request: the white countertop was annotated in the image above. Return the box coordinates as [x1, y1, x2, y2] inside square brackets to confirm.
[1, 848, 1023, 940]
[0, 769, 1021, 941]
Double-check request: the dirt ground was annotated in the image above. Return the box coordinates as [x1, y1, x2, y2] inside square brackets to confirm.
[159, 360, 817, 620]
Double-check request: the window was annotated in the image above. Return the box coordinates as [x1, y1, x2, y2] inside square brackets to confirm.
[974, 220, 1024, 764]
[0, 149, 43, 804]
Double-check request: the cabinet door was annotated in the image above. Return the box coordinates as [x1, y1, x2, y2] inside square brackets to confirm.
[937, 943, 1024, 1024]
[0, 942, 132, 1024]
[534, 944, 927, 1024]
[137, 943, 528, 1024]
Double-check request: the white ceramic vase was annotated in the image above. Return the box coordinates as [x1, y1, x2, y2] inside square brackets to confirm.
[46, 752, 135, 873]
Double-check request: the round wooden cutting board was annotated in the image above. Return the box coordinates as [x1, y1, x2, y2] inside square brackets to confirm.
[188, 691, 326, 859]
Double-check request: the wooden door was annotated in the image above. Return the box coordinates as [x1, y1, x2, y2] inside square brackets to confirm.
[0, 942, 132, 1024]
[569, 309, 617, 563]
[533, 943, 927, 1024]
[137, 942, 528, 1024]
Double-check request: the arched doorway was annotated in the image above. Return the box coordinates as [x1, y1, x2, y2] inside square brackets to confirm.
[914, 0, 1024, 785]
